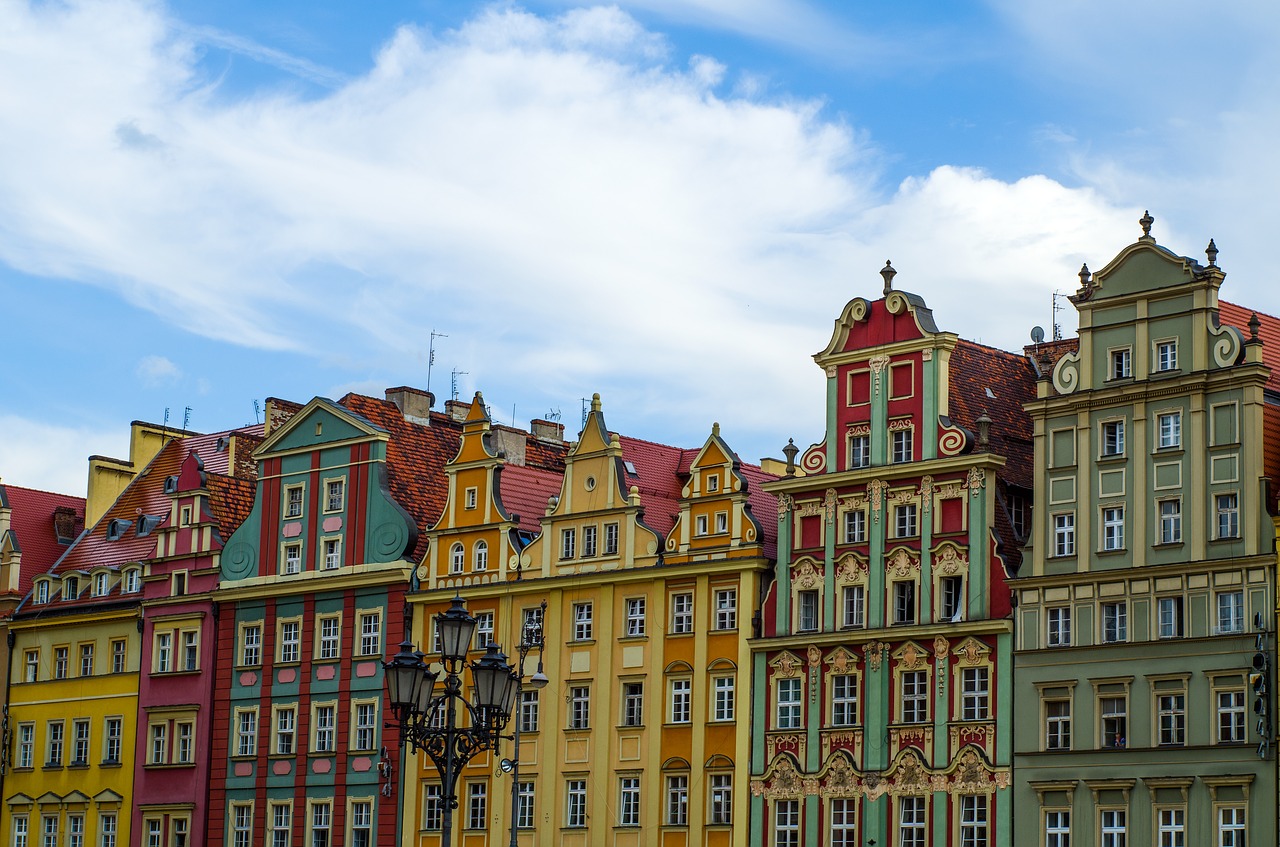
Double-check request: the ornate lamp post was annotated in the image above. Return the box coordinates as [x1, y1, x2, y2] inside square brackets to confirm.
[383, 596, 517, 847]
[500, 600, 549, 846]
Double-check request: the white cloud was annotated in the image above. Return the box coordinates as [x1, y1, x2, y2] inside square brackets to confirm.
[135, 355, 182, 387]
[0, 416, 127, 497]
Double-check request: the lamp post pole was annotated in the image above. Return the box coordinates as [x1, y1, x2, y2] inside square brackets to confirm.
[505, 601, 548, 847]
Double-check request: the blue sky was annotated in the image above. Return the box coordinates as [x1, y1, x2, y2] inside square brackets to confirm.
[3, 0, 1279, 495]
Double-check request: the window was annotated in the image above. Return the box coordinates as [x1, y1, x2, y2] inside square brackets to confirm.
[775, 800, 800, 847]
[154, 633, 172, 673]
[830, 798, 856, 847]
[582, 525, 597, 557]
[798, 590, 819, 632]
[318, 617, 340, 660]
[40, 817, 56, 847]
[182, 631, 199, 671]
[695, 515, 709, 536]
[519, 690, 539, 733]
[1218, 689, 1246, 743]
[16, 723, 33, 768]
[940, 576, 964, 622]
[10, 816, 25, 847]
[666, 775, 689, 826]
[467, 782, 487, 830]
[111, 639, 126, 673]
[1102, 420, 1125, 456]
[707, 475, 720, 493]
[1157, 694, 1185, 745]
[902, 670, 927, 723]
[449, 543, 464, 574]
[312, 704, 335, 753]
[54, 647, 68, 679]
[777, 678, 802, 729]
[1218, 591, 1244, 634]
[1100, 809, 1126, 847]
[843, 585, 865, 628]
[623, 683, 644, 726]
[894, 503, 917, 538]
[79, 644, 94, 677]
[473, 540, 488, 571]
[1047, 607, 1071, 647]
[560, 528, 576, 560]
[285, 484, 304, 518]
[1046, 700, 1071, 750]
[619, 778, 640, 827]
[325, 479, 344, 512]
[94, 572, 110, 596]
[1156, 340, 1178, 371]
[569, 686, 590, 729]
[464, 487, 477, 509]
[1157, 808, 1184, 847]
[67, 816, 84, 847]
[573, 603, 593, 640]
[1102, 602, 1127, 643]
[1100, 696, 1127, 748]
[309, 802, 332, 847]
[961, 667, 989, 720]
[709, 774, 732, 825]
[669, 678, 691, 723]
[359, 612, 381, 656]
[566, 780, 587, 828]
[713, 676, 735, 722]
[1158, 499, 1182, 544]
[35, 580, 48, 604]
[473, 612, 493, 648]
[23, 650, 38, 682]
[46, 721, 63, 766]
[850, 434, 870, 469]
[1219, 806, 1245, 847]
[714, 589, 737, 630]
[516, 782, 535, 830]
[123, 568, 141, 593]
[1110, 348, 1131, 379]
[626, 597, 646, 636]
[235, 709, 258, 757]
[671, 593, 693, 634]
[604, 522, 619, 555]
[893, 581, 916, 625]
[1217, 493, 1240, 539]
[274, 706, 296, 755]
[899, 796, 926, 847]
[1158, 596, 1184, 638]
[323, 538, 341, 570]
[1046, 811, 1070, 847]
[1102, 506, 1125, 550]
[353, 702, 377, 751]
[283, 542, 302, 575]
[891, 429, 913, 463]
[72, 718, 90, 765]
[844, 510, 866, 543]
[1158, 412, 1181, 448]
[423, 785, 443, 831]
[959, 795, 987, 847]
[231, 806, 252, 847]
[715, 511, 728, 533]
[280, 620, 301, 663]
[1054, 513, 1076, 557]
[64, 576, 79, 599]
[265, 804, 291, 847]
[103, 718, 122, 764]
[832, 674, 858, 726]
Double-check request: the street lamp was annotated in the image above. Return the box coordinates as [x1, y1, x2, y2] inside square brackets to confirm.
[499, 600, 548, 847]
[384, 596, 517, 847]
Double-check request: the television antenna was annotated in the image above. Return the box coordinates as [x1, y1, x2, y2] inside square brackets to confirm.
[426, 329, 448, 399]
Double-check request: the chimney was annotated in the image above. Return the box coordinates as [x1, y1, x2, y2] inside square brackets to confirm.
[385, 387, 434, 426]
[530, 418, 565, 443]
[492, 429, 528, 466]
[52, 506, 79, 545]
[444, 399, 470, 422]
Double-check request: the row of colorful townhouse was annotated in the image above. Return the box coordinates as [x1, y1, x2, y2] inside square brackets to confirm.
[0, 215, 1277, 847]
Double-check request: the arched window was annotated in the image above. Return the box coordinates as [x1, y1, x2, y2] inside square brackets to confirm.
[450, 543, 465, 574]
[474, 540, 488, 572]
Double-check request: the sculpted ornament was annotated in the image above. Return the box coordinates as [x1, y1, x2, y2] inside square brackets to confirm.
[934, 544, 968, 576]
[965, 467, 985, 496]
[826, 648, 858, 675]
[864, 641, 888, 671]
[807, 645, 823, 668]
[868, 354, 891, 394]
[933, 636, 949, 661]
[823, 755, 859, 797]
[866, 479, 887, 516]
[835, 555, 867, 584]
[887, 548, 920, 578]
[777, 493, 794, 523]
[824, 488, 838, 523]
[918, 475, 934, 512]
[773, 653, 802, 679]
[792, 559, 822, 590]
[892, 753, 931, 796]
[766, 735, 805, 761]
[938, 482, 964, 499]
[798, 500, 823, 518]
[952, 637, 990, 666]
[765, 756, 804, 798]
[896, 642, 925, 671]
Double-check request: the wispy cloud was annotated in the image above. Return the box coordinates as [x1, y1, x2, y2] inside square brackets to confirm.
[135, 355, 182, 387]
[179, 23, 349, 88]
[0, 416, 127, 497]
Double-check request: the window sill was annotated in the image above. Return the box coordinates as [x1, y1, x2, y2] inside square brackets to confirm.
[710, 628, 739, 635]
[144, 762, 196, 769]
[568, 639, 596, 646]
[100, 760, 122, 768]
[68, 762, 90, 770]
[1153, 541, 1184, 549]
[153, 668, 201, 677]
[1096, 453, 1127, 463]
[1097, 548, 1127, 556]
[617, 635, 648, 643]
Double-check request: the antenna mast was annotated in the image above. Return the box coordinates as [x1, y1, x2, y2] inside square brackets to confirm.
[426, 329, 448, 399]
[1052, 291, 1065, 341]
[451, 368, 468, 402]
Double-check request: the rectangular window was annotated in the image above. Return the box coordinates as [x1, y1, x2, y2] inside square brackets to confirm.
[893, 580, 916, 625]
[844, 510, 866, 543]
[79, 644, 94, 677]
[1218, 689, 1246, 743]
[666, 775, 689, 826]
[604, 522, 619, 555]
[715, 511, 728, 533]
[573, 603, 593, 640]
[669, 678, 691, 724]
[283, 542, 302, 575]
[1158, 411, 1181, 448]
[619, 778, 640, 827]
[318, 617, 340, 660]
[72, 719, 90, 765]
[149, 723, 168, 765]
[1156, 340, 1178, 371]
[240, 625, 261, 666]
[359, 612, 381, 656]
[466, 782, 487, 830]
[625, 597, 646, 637]
[1219, 806, 1245, 847]
[274, 707, 296, 755]
[832, 674, 858, 726]
[1217, 591, 1244, 634]
[1103, 506, 1125, 550]
[353, 702, 377, 751]
[323, 538, 341, 570]
[842, 585, 865, 628]
[313, 704, 335, 752]
[714, 589, 737, 630]
[713, 676, 735, 722]
[1111, 348, 1131, 379]
[54, 647, 68, 680]
[695, 515, 708, 536]
[891, 429, 913, 463]
[1054, 513, 1075, 557]
[155, 633, 172, 673]
[831, 798, 856, 847]
[46, 721, 63, 766]
[775, 800, 800, 847]
[474, 612, 494, 648]
[285, 484, 304, 518]
[17, 723, 33, 768]
[67, 816, 84, 847]
[1047, 607, 1071, 647]
[894, 503, 917, 538]
[798, 590, 819, 632]
[940, 576, 964, 622]
[309, 802, 332, 847]
[961, 667, 989, 720]
[231, 806, 252, 847]
[1102, 602, 1127, 643]
[1157, 694, 1186, 746]
[103, 717, 122, 764]
[1046, 811, 1070, 847]
[423, 785, 442, 831]
[709, 774, 733, 825]
[960, 795, 987, 847]
[236, 709, 257, 757]
[516, 782, 535, 830]
[566, 780, 587, 828]
[1158, 596, 1184, 638]
[1159, 499, 1182, 544]
[899, 796, 926, 847]
[582, 525, 597, 557]
[1046, 700, 1071, 750]
[270, 804, 291, 847]
[570, 686, 590, 730]
[1100, 809, 1126, 847]
[1217, 493, 1240, 538]
[519, 690, 539, 733]
[622, 683, 643, 726]
[1100, 696, 1127, 748]
[849, 434, 870, 469]
[40, 816, 56, 847]
[1102, 420, 1125, 456]
[325, 479, 344, 512]
[777, 678, 802, 729]
[902, 670, 927, 723]
[24, 650, 38, 683]
[1157, 808, 1184, 847]
[671, 593, 693, 634]
[10, 816, 26, 847]
[560, 528, 576, 560]
[280, 621, 300, 663]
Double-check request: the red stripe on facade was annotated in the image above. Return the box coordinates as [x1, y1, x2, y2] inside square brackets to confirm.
[255, 598, 277, 840]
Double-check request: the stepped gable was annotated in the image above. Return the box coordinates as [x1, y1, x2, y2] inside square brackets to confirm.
[0, 484, 85, 598]
[496, 464, 565, 535]
[948, 339, 1037, 490]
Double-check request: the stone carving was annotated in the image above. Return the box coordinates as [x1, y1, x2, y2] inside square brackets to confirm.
[824, 488, 837, 523]
[952, 637, 990, 666]
[826, 648, 858, 675]
[773, 653, 802, 679]
[792, 559, 822, 590]
[864, 641, 887, 671]
[777, 493, 794, 523]
[800, 444, 827, 474]
[896, 642, 926, 671]
[934, 543, 968, 575]
[763, 756, 804, 798]
[866, 479, 887, 515]
[892, 753, 931, 796]
[821, 732, 862, 762]
[798, 500, 823, 518]
[823, 755, 859, 797]
[933, 636, 949, 661]
[807, 645, 822, 668]
[835, 555, 868, 584]
[868, 354, 891, 394]
[887, 548, 920, 578]
[1209, 320, 1243, 368]
[826, 365, 838, 378]
[965, 467, 985, 495]
[938, 481, 964, 499]
[765, 735, 806, 762]
[1052, 351, 1081, 395]
[918, 475, 934, 513]
[921, 348, 933, 362]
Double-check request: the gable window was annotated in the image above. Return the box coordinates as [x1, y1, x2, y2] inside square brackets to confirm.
[625, 597, 646, 637]
[891, 430, 913, 464]
[776, 678, 802, 729]
[714, 589, 737, 630]
[1158, 597, 1184, 639]
[940, 576, 963, 622]
[849, 434, 870, 469]
[325, 479, 345, 512]
[1157, 412, 1181, 448]
[901, 670, 928, 723]
[1047, 606, 1071, 647]
[604, 522, 619, 555]
[582, 525, 597, 557]
[284, 484, 305, 518]
[1102, 602, 1127, 643]
[1158, 499, 1181, 544]
[1217, 493, 1240, 539]
[1156, 340, 1178, 371]
[671, 593, 693, 634]
[464, 487, 477, 510]
[893, 581, 916, 625]
[844, 510, 866, 544]
[449, 543, 464, 574]
[573, 603, 593, 641]
[842, 585, 865, 628]
[473, 540, 488, 572]
[1102, 506, 1125, 551]
[706, 474, 719, 493]
[894, 504, 917, 538]
[1101, 420, 1125, 456]
[1110, 348, 1131, 380]
[798, 590, 819, 632]
[560, 528, 576, 560]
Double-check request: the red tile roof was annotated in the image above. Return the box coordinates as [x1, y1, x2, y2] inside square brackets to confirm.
[1, 484, 85, 599]
[948, 340, 1038, 491]
[496, 465, 563, 535]
[1022, 337, 1080, 378]
[618, 436, 690, 540]
[1220, 301, 1280, 393]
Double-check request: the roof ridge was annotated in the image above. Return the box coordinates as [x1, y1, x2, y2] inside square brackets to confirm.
[0, 483, 85, 502]
[1220, 299, 1280, 324]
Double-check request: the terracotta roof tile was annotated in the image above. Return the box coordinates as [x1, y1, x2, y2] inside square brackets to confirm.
[1, 484, 85, 599]
[1220, 301, 1280, 393]
[948, 340, 1038, 491]
[496, 465, 563, 534]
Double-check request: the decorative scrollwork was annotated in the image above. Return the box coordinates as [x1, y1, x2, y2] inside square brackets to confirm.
[1052, 351, 1081, 395]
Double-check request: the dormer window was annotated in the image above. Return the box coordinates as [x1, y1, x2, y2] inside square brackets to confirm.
[123, 568, 141, 594]
[63, 577, 79, 599]
[106, 519, 132, 541]
[94, 573, 110, 597]
[35, 580, 49, 604]
[136, 515, 165, 537]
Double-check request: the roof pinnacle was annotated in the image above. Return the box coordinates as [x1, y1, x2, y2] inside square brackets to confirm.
[1139, 210, 1154, 239]
[880, 260, 896, 296]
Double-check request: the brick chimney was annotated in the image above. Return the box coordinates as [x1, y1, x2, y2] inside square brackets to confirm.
[530, 418, 565, 443]
[385, 387, 434, 426]
[53, 506, 79, 544]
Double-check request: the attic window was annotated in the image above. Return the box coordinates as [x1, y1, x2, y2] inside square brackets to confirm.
[706, 475, 719, 493]
[63, 576, 80, 599]
[215, 436, 230, 451]
[163, 476, 178, 495]
[35, 580, 49, 604]
[106, 519, 133, 541]
[136, 515, 166, 537]
[985, 388, 997, 399]
[624, 461, 638, 476]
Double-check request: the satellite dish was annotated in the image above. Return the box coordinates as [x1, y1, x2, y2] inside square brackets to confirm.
[1030, 326, 1046, 343]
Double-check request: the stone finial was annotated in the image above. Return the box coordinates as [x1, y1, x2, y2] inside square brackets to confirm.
[881, 260, 897, 296]
[1139, 210, 1154, 239]
[782, 438, 799, 477]
[1249, 312, 1261, 342]
[1078, 263, 1092, 292]
[712, 421, 720, 437]
[1206, 238, 1219, 267]
[591, 392, 602, 413]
